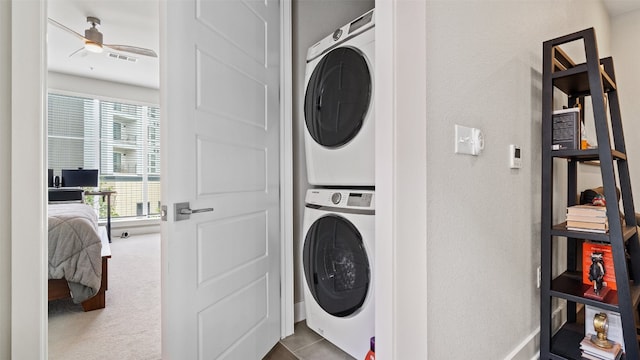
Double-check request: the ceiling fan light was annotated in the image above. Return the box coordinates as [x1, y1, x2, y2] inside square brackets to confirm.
[84, 41, 103, 53]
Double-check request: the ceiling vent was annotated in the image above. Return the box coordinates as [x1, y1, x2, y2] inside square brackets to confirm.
[108, 52, 138, 63]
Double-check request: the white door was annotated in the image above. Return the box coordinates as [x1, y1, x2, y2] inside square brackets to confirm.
[161, 0, 281, 358]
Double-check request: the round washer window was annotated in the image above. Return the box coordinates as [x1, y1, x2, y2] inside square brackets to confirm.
[304, 47, 371, 148]
[303, 214, 370, 317]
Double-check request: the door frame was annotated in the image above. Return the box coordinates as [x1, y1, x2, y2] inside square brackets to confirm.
[10, 0, 48, 358]
[280, 0, 295, 338]
[10, 0, 294, 357]
[374, 0, 428, 358]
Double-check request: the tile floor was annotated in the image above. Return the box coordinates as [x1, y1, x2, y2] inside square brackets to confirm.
[263, 321, 355, 360]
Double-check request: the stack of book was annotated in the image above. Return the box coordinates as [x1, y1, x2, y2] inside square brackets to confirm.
[580, 335, 622, 359]
[566, 205, 608, 233]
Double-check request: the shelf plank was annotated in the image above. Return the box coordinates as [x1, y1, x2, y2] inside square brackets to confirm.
[550, 271, 640, 314]
[552, 63, 617, 95]
[550, 148, 627, 161]
[552, 46, 576, 71]
[550, 272, 620, 312]
[551, 223, 637, 242]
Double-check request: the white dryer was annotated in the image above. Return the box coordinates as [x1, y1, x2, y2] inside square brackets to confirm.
[304, 9, 375, 186]
[302, 188, 374, 359]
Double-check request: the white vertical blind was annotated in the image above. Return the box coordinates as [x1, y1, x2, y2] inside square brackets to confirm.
[47, 93, 161, 218]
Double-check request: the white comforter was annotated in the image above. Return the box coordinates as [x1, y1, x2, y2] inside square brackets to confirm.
[48, 203, 102, 303]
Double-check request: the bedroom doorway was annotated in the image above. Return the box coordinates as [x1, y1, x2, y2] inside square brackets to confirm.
[46, 0, 162, 358]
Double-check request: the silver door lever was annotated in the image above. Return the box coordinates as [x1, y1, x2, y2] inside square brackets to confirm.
[179, 207, 214, 215]
[174, 202, 214, 221]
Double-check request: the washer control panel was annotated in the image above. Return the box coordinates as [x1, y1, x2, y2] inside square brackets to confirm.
[347, 192, 373, 207]
[306, 189, 375, 210]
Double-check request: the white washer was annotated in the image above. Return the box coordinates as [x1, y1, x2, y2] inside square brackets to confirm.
[302, 188, 374, 359]
[303, 9, 375, 186]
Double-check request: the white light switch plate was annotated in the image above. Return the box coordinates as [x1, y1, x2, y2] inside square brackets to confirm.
[455, 124, 483, 155]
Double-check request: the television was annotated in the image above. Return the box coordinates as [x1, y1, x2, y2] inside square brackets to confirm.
[61, 169, 99, 187]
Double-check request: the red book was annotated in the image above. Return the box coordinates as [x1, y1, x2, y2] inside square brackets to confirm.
[583, 242, 617, 291]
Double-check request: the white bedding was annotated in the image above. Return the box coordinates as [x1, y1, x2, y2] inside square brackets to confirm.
[48, 203, 103, 303]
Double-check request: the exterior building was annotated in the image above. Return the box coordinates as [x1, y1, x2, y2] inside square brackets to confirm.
[48, 93, 160, 218]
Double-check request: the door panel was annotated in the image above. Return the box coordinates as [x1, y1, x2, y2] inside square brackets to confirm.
[197, 138, 266, 195]
[196, 1, 267, 65]
[197, 212, 268, 284]
[162, 0, 281, 358]
[196, 48, 267, 128]
[198, 275, 269, 358]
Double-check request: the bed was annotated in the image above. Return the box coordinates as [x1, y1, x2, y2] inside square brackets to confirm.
[48, 203, 111, 311]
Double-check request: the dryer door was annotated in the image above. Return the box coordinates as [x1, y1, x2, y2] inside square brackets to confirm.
[303, 214, 370, 317]
[304, 47, 371, 148]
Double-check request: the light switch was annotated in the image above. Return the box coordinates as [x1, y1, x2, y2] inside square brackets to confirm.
[455, 124, 484, 156]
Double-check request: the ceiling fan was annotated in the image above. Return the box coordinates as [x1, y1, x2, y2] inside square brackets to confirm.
[48, 16, 158, 58]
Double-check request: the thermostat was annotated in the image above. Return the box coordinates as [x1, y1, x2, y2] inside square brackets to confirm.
[510, 144, 522, 169]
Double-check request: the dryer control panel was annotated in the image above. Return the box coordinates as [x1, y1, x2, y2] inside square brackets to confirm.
[306, 189, 375, 210]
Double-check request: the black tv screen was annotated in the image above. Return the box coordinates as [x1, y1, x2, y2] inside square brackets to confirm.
[61, 169, 99, 187]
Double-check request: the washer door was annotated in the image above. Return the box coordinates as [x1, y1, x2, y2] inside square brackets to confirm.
[303, 214, 370, 317]
[304, 47, 371, 148]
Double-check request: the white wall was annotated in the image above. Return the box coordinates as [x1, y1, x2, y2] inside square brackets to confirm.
[0, 1, 11, 358]
[611, 10, 640, 211]
[291, 0, 374, 308]
[48, 71, 159, 105]
[423, 1, 609, 358]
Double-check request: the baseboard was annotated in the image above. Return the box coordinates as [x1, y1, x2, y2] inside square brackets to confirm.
[503, 326, 540, 360]
[503, 304, 566, 360]
[108, 218, 160, 238]
[294, 301, 306, 323]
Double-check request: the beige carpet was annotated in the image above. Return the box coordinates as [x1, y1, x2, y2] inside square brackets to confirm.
[48, 233, 161, 360]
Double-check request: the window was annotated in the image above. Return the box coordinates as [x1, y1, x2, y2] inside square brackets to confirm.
[48, 93, 161, 219]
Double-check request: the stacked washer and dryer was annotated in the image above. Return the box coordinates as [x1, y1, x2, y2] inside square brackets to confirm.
[301, 8, 375, 359]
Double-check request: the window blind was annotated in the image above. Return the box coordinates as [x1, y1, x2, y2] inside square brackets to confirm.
[48, 93, 161, 218]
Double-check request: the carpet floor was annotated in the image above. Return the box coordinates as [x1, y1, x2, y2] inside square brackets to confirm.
[48, 233, 161, 360]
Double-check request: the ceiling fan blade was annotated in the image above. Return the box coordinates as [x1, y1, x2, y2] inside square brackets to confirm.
[48, 18, 87, 41]
[104, 44, 157, 58]
[68, 47, 86, 58]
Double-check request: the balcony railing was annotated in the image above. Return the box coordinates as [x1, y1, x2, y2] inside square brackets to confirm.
[114, 162, 137, 174]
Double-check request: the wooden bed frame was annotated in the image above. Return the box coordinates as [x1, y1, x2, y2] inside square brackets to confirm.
[48, 227, 111, 311]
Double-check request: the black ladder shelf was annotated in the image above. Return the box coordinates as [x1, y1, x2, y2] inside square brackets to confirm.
[541, 28, 640, 359]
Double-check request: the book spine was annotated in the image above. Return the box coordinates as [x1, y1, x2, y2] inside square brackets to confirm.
[566, 220, 608, 229]
[566, 215, 608, 223]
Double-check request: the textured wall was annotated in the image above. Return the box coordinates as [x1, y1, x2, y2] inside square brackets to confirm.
[424, 1, 609, 358]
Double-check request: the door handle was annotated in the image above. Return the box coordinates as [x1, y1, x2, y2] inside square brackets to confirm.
[174, 202, 214, 221]
[179, 207, 214, 215]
